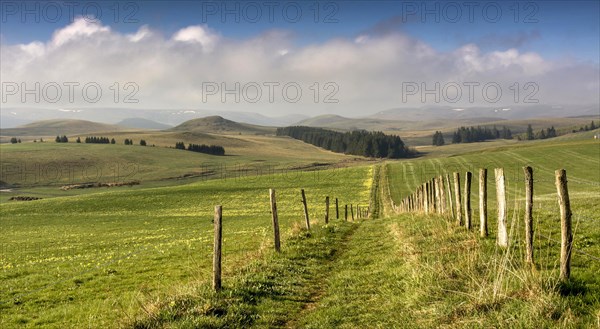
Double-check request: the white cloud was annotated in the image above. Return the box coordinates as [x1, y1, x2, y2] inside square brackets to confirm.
[0, 19, 598, 117]
[172, 25, 219, 51]
[127, 25, 153, 42]
[51, 17, 110, 48]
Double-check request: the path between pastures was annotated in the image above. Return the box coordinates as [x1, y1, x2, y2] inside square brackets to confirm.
[284, 163, 410, 327]
[290, 216, 419, 328]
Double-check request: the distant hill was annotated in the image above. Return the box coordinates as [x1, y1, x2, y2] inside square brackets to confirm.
[170, 116, 276, 135]
[117, 118, 172, 130]
[370, 104, 599, 122]
[295, 114, 427, 132]
[0, 119, 126, 136]
[0, 107, 309, 128]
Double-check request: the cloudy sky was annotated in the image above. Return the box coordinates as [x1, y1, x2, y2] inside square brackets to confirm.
[1, 0, 598, 117]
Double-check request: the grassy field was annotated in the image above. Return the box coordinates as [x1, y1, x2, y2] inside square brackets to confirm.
[1, 129, 598, 328]
[0, 165, 372, 327]
[0, 134, 367, 201]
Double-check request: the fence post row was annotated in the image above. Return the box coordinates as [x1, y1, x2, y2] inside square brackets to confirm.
[396, 167, 573, 278]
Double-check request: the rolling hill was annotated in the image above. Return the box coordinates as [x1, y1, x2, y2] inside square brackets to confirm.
[170, 116, 276, 135]
[0, 119, 127, 137]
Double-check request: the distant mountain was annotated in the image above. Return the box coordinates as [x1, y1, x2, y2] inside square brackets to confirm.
[117, 118, 172, 130]
[170, 116, 276, 135]
[370, 104, 600, 122]
[0, 115, 31, 129]
[0, 108, 309, 128]
[0, 119, 126, 136]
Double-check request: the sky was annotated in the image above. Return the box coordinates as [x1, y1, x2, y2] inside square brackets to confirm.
[1, 0, 599, 117]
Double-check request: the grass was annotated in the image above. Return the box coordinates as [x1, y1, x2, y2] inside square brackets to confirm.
[299, 214, 600, 328]
[130, 221, 359, 328]
[0, 135, 367, 201]
[0, 166, 372, 328]
[0, 131, 598, 328]
[297, 136, 599, 327]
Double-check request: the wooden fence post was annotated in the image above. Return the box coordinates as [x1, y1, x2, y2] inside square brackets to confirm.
[419, 184, 425, 213]
[301, 189, 310, 230]
[345, 204, 348, 221]
[213, 205, 222, 292]
[424, 182, 430, 214]
[495, 168, 508, 247]
[418, 185, 422, 213]
[453, 172, 462, 226]
[351, 203, 354, 220]
[464, 172, 472, 230]
[439, 175, 446, 215]
[479, 168, 488, 237]
[556, 169, 572, 281]
[270, 189, 281, 252]
[523, 167, 534, 266]
[431, 179, 437, 214]
[325, 196, 330, 224]
[335, 198, 339, 219]
[446, 173, 455, 219]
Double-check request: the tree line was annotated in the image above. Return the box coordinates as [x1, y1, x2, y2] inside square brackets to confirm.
[450, 126, 513, 144]
[84, 136, 112, 144]
[572, 120, 597, 133]
[521, 124, 557, 140]
[175, 142, 225, 155]
[276, 126, 416, 158]
[520, 120, 597, 141]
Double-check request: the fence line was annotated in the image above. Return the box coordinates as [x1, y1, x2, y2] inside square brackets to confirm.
[395, 166, 577, 279]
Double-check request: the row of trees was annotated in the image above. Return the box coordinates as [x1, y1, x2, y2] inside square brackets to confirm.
[523, 124, 557, 140]
[449, 126, 513, 144]
[84, 136, 112, 144]
[188, 144, 225, 155]
[9, 137, 22, 144]
[572, 120, 597, 133]
[174, 142, 225, 155]
[276, 126, 415, 158]
[54, 135, 148, 145]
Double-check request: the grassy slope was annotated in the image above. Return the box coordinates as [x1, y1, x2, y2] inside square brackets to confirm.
[298, 136, 599, 328]
[0, 166, 372, 328]
[0, 134, 365, 200]
[300, 214, 600, 328]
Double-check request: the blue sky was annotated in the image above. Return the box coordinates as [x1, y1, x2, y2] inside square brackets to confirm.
[2, 0, 598, 62]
